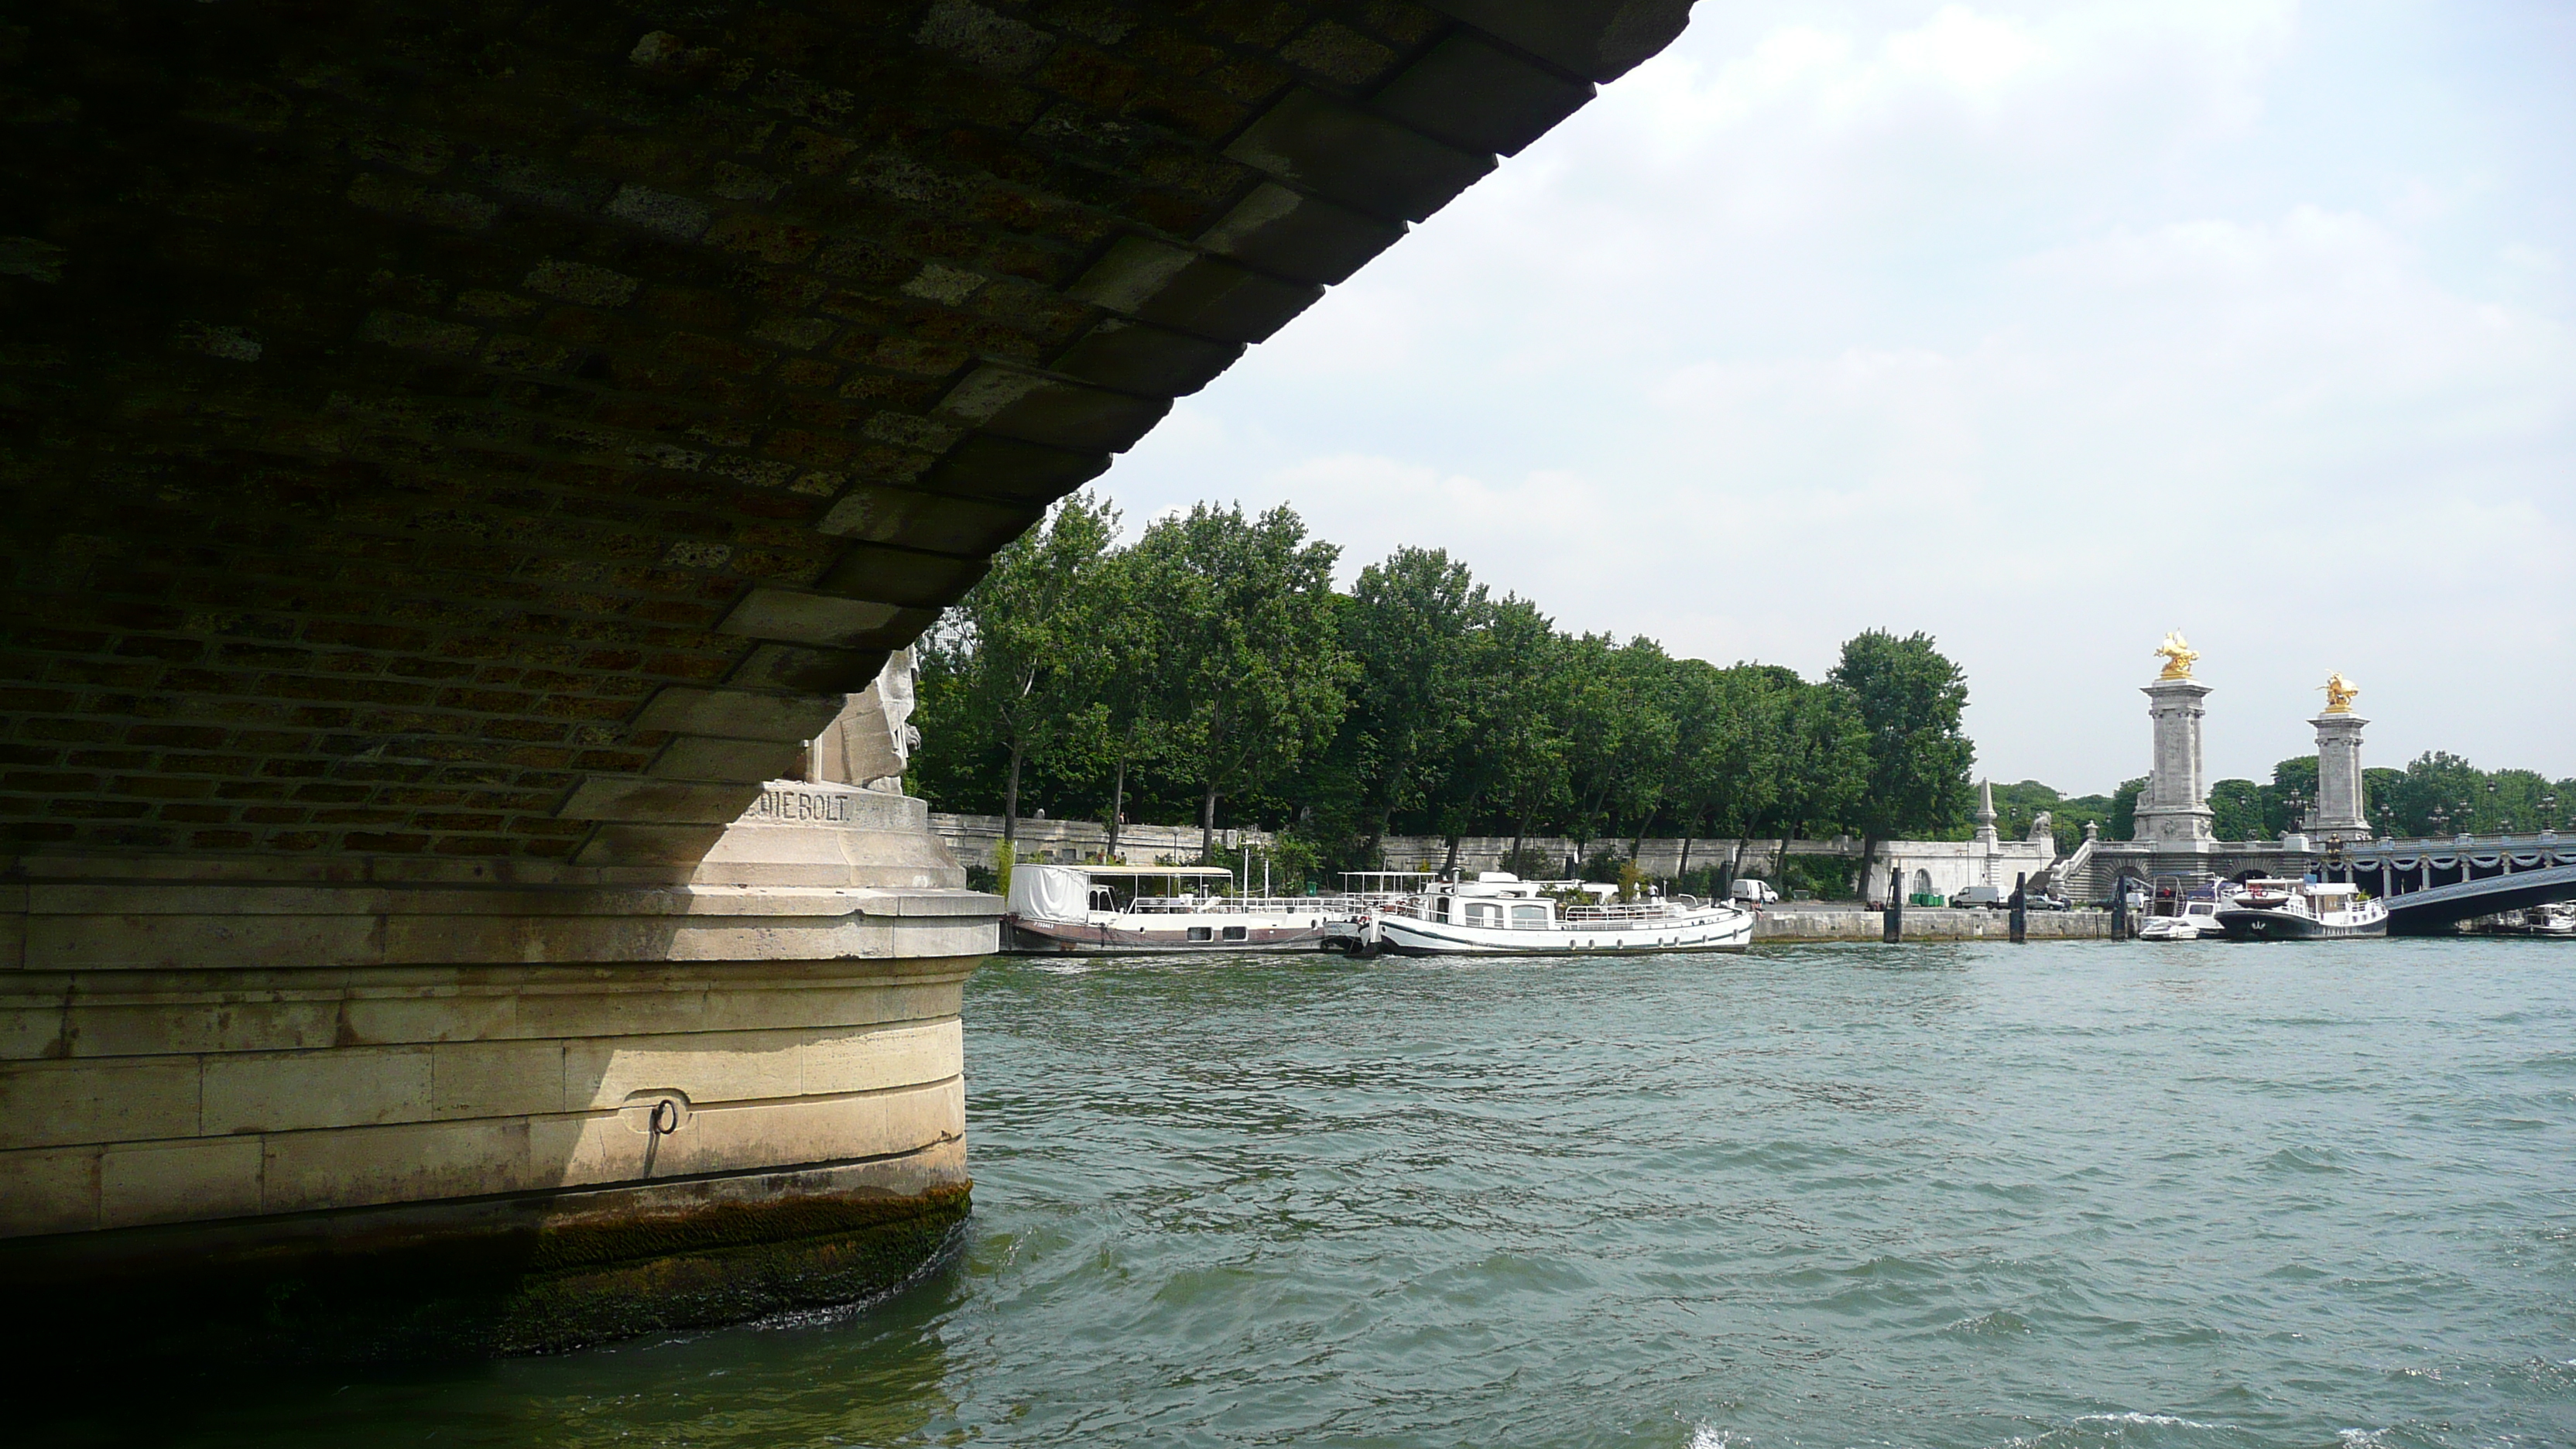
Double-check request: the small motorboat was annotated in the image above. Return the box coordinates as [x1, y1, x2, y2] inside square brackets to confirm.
[2139, 897, 2225, 941]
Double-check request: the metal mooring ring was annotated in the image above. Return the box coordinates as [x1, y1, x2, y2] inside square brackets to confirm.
[650, 1098, 680, 1136]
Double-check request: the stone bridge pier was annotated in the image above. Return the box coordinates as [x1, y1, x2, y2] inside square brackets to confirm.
[0, 0, 1697, 1360]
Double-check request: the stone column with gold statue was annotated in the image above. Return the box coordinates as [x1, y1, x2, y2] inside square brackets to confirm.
[2310, 672, 2371, 841]
[2134, 632, 2217, 851]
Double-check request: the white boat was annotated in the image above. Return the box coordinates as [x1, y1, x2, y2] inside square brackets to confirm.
[1003, 863, 1343, 954]
[2213, 879, 2388, 941]
[1332, 872, 1754, 957]
[2139, 897, 2225, 941]
[2139, 878, 2241, 941]
[2485, 902, 2576, 938]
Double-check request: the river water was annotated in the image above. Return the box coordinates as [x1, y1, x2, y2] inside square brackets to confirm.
[128, 939, 2576, 1447]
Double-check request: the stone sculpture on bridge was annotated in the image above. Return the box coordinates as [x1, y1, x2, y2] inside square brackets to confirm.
[2320, 671, 2360, 714]
[807, 649, 921, 793]
[2154, 630, 2200, 680]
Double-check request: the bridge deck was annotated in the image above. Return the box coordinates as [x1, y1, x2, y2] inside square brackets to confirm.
[2383, 862, 2576, 934]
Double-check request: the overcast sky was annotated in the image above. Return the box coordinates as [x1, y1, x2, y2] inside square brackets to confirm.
[1096, 0, 2573, 796]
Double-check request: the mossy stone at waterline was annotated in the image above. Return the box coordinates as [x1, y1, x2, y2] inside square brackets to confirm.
[0, 1184, 971, 1370]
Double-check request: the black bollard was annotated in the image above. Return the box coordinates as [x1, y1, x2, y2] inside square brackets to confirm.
[2109, 878, 2127, 940]
[1882, 861, 1904, 943]
[2009, 871, 2028, 944]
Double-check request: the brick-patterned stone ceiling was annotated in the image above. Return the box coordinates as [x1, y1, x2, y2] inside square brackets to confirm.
[1, 0, 1692, 868]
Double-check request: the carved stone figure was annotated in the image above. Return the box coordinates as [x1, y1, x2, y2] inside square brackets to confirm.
[807, 649, 920, 793]
[2028, 810, 2054, 844]
[2153, 630, 2199, 680]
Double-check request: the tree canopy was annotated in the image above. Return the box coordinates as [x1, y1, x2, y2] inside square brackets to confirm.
[910, 493, 1987, 889]
[2194, 752, 2576, 842]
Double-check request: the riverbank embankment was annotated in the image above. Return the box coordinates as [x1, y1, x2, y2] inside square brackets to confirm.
[1753, 907, 2112, 941]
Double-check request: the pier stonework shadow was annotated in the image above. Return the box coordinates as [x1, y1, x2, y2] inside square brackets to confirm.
[0, 2, 1703, 1363]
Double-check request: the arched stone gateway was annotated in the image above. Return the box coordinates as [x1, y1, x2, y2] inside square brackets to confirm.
[0, 2, 1699, 1362]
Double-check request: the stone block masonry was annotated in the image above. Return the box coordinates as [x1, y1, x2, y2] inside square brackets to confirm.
[1, 0, 1690, 868]
[1752, 908, 2112, 942]
[0, 783, 1003, 1364]
[934, 810, 1269, 866]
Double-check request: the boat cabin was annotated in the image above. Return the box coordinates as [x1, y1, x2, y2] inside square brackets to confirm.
[2238, 878, 2358, 903]
[1338, 871, 1437, 901]
[1401, 872, 1630, 930]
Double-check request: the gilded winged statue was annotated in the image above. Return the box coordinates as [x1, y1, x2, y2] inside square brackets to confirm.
[2153, 631, 2198, 680]
[2319, 672, 2359, 714]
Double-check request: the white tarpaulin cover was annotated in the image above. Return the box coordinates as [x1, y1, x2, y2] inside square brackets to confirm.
[1006, 864, 1092, 923]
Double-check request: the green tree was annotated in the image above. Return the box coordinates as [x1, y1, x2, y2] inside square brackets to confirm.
[1065, 543, 1173, 860]
[1550, 635, 1677, 863]
[2362, 767, 2406, 835]
[1657, 659, 1759, 879]
[1343, 548, 1488, 858]
[2486, 768, 2556, 834]
[1772, 679, 1869, 849]
[1828, 630, 1975, 898]
[2260, 756, 2321, 836]
[2108, 776, 2146, 840]
[1608, 639, 1685, 855]
[2208, 779, 2267, 841]
[1691, 666, 1792, 855]
[913, 492, 1118, 841]
[1126, 502, 1355, 862]
[1474, 596, 1576, 875]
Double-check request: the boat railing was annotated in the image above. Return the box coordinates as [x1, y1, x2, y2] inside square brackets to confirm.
[1122, 893, 1362, 915]
[1563, 902, 1690, 923]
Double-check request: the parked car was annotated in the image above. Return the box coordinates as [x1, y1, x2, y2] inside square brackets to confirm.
[1730, 879, 1781, 906]
[1949, 886, 2005, 909]
[2025, 893, 2071, 912]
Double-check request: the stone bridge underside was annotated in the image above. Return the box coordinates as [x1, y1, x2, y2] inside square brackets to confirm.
[0, 0, 1698, 1362]
[4, 0, 1688, 868]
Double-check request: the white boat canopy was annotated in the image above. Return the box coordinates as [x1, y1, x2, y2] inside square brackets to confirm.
[1005, 862, 1242, 926]
[1052, 864, 1234, 878]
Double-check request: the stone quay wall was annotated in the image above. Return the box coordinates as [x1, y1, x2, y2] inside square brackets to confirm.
[932, 813, 1268, 868]
[1382, 835, 2055, 903]
[1374, 835, 1839, 878]
[1752, 907, 2114, 942]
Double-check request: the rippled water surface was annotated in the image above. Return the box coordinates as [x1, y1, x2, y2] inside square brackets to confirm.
[136, 939, 2576, 1446]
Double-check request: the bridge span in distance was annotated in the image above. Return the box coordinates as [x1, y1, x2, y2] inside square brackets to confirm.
[2329, 838, 2576, 935]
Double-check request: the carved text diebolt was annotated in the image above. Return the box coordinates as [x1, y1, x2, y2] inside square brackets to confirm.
[751, 787, 855, 824]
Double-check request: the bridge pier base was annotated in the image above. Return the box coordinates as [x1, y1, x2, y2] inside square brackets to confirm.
[0, 785, 999, 1363]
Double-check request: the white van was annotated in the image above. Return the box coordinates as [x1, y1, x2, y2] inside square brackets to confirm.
[1729, 879, 1780, 906]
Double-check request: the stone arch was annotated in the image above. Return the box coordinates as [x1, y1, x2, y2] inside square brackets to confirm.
[1, 0, 1696, 869]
